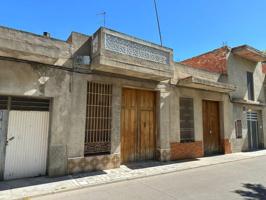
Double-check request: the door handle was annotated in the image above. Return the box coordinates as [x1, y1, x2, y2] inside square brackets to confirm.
[5, 136, 15, 145]
[209, 130, 212, 135]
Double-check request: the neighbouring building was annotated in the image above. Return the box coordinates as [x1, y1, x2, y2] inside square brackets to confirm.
[181, 45, 266, 153]
[0, 26, 265, 181]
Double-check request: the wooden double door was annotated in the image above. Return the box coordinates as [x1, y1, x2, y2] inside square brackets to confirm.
[203, 100, 222, 155]
[121, 88, 156, 163]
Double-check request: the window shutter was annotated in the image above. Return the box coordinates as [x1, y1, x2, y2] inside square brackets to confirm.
[180, 97, 195, 142]
[235, 120, 242, 139]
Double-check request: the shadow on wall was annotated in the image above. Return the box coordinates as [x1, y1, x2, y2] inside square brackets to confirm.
[234, 183, 266, 200]
[242, 134, 250, 152]
[257, 79, 265, 103]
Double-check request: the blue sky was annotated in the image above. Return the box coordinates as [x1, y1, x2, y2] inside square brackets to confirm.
[1, 0, 265, 60]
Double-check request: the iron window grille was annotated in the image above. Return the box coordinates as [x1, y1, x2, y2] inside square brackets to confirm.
[84, 82, 112, 156]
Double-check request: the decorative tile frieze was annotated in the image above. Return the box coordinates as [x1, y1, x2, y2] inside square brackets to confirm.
[105, 33, 169, 65]
[68, 154, 120, 174]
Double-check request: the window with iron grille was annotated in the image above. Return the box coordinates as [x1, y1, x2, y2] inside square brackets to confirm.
[235, 120, 242, 139]
[180, 97, 195, 143]
[84, 82, 112, 156]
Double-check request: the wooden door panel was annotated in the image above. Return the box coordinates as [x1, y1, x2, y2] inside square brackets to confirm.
[203, 100, 221, 155]
[140, 110, 155, 160]
[121, 88, 155, 163]
[139, 90, 155, 161]
[140, 111, 148, 160]
[139, 91, 154, 110]
[148, 110, 155, 159]
[121, 89, 137, 163]
[121, 108, 137, 163]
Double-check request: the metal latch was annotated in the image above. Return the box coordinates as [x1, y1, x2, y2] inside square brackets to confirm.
[5, 136, 15, 145]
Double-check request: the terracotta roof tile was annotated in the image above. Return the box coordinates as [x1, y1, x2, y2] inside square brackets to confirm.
[180, 46, 230, 74]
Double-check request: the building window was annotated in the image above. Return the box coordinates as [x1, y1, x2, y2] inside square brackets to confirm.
[84, 82, 112, 156]
[180, 97, 195, 143]
[235, 120, 242, 139]
[247, 72, 254, 101]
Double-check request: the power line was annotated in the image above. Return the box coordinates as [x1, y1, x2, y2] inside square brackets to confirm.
[153, 0, 163, 46]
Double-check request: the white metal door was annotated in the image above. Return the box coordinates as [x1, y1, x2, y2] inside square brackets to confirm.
[247, 112, 259, 150]
[4, 111, 49, 180]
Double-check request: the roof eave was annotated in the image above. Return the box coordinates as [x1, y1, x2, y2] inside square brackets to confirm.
[177, 76, 236, 93]
[232, 45, 266, 62]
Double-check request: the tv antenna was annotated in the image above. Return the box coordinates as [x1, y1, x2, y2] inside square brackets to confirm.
[153, 0, 163, 46]
[222, 41, 228, 47]
[97, 11, 106, 27]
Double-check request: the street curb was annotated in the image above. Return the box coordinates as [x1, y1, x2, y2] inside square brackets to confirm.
[16, 154, 266, 200]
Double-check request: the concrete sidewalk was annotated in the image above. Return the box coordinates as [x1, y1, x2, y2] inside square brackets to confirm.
[1, 150, 266, 200]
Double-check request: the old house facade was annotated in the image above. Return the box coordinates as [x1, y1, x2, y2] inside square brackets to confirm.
[169, 63, 235, 159]
[0, 26, 174, 180]
[0, 26, 265, 181]
[181, 45, 266, 153]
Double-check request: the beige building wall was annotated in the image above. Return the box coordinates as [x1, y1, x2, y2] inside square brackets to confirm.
[230, 104, 264, 152]
[170, 63, 234, 158]
[169, 87, 231, 143]
[1, 25, 265, 179]
[0, 26, 177, 177]
[66, 74, 176, 172]
[227, 54, 266, 152]
[227, 54, 265, 102]
[0, 58, 173, 176]
[0, 59, 71, 177]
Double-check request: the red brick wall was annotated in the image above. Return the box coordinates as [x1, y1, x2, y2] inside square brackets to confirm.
[222, 139, 232, 154]
[262, 63, 266, 74]
[170, 141, 204, 160]
[180, 46, 229, 74]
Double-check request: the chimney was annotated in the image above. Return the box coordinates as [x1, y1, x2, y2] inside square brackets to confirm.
[43, 32, 50, 38]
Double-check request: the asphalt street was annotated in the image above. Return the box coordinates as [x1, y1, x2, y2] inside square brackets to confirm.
[34, 155, 266, 200]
